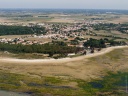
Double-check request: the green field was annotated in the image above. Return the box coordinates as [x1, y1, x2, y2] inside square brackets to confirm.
[0, 70, 128, 96]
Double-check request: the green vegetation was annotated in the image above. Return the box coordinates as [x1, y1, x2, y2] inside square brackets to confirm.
[0, 25, 46, 35]
[92, 23, 128, 35]
[118, 24, 128, 34]
[0, 41, 83, 57]
[0, 70, 128, 96]
[78, 72, 128, 96]
[75, 37, 85, 41]
[70, 39, 79, 45]
[84, 38, 106, 48]
[90, 48, 125, 63]
[83, 38, 126, 48]
[0, 71, 86, 96]
[92, 23, 117, 31]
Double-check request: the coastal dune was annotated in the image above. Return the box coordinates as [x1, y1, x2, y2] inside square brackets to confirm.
[0, 46, 128, 80]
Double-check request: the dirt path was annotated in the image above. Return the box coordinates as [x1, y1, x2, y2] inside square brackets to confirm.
[0, 46, 128, 64]
[0, 46, 128, 80]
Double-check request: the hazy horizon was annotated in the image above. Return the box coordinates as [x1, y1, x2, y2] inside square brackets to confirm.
[0, 8, 128, 10]
[0, 0, 127, 10]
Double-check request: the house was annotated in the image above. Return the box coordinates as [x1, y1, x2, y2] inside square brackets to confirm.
[68, 53, 75, 56]
[105, 43, 111, 47]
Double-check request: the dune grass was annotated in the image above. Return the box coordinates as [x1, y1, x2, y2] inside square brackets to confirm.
[0, 48, 128, 95]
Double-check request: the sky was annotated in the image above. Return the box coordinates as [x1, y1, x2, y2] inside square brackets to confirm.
[0, 0, 127, 10]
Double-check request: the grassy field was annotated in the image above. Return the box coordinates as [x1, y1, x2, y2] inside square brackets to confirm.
[0, 48, 128, 95]
[82, 35, 113, 40]
[24, 37, 52, 42]
[0, 51, 50, 59]
[0, 71, 127, 96]
[0, 35, 31, 39]
[0, 48, 128, 80]
[47, 18, 74, 23]
[93, 30, 128, 42]
[0, 14, 128, 24]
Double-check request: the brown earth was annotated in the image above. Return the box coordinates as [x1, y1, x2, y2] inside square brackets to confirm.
[0, 46, 128, 80]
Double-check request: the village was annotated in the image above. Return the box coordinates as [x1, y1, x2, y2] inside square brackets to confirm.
[0, 20, 128, 58]
[0, 20, 101, 46]
[0, 7, 128, 96]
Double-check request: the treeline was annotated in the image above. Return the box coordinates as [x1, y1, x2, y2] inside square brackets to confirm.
[84, 38, 106, 48]
[117, 27, 128, 34]
[92, 23, 117, 31]
[0, 25, 46, 35]
[83, 38, 126, 48]
[92, 23, 128, 34]
[0, 42, 83, 56]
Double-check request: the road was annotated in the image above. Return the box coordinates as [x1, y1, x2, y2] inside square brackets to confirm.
[0, 46, 128, 64]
